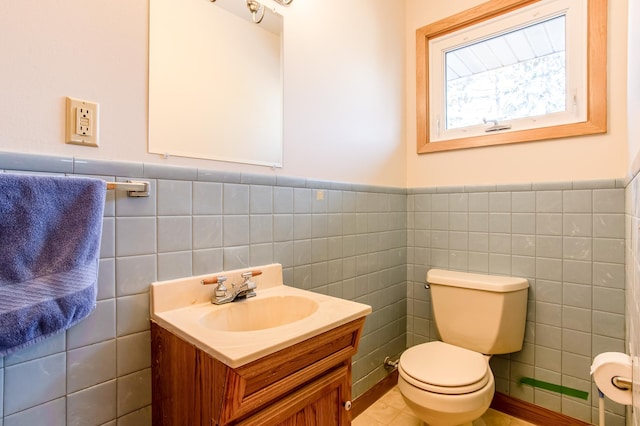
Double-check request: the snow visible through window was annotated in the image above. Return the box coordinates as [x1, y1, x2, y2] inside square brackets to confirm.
[445, 15, 566, 130]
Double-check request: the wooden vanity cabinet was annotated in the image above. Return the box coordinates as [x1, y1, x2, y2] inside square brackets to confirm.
[151, 317, 365, 426]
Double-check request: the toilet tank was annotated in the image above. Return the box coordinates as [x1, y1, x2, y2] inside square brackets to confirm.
[427, 269, 529, 355]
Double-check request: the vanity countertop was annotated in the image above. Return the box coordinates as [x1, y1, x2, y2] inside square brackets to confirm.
[150, 263, 372, 368]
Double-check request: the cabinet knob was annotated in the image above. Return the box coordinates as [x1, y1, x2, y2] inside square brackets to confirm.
[344, 400, 352, 411]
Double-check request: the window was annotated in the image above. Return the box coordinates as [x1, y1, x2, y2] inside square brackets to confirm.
[416, 0, 607, 154]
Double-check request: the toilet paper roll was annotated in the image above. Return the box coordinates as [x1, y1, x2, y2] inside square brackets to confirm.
[590, 352, 633, 405]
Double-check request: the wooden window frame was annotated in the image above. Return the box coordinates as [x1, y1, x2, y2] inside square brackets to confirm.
[416, 0, 607, 154]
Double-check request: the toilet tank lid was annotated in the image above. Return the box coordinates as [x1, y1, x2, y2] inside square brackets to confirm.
[427, 269, 529, 292]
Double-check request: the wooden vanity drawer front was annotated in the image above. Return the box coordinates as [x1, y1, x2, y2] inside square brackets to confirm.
[219, 318, 364, 424]
[244, 323, 360, 394]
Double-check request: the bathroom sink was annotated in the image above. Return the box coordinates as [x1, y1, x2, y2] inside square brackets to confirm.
[199, 295, 319, 331]
[150, 263, 371, 367]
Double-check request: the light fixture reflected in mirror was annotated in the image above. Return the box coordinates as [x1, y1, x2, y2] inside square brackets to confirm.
[246, 0, 265, 23]
[209, 0, 292, 25]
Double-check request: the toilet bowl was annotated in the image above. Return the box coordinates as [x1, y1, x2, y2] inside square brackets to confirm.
[397, 341, 494, 426]
[397, 269, 529, 426]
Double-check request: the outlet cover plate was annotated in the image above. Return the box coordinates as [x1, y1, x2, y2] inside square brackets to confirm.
[65, 97, 99, 147]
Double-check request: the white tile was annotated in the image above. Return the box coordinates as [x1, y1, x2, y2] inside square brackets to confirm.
[157, 179, 192, 216]
[193, 181, 222, 215]
[67, 380, 117, 426]
[115, 179, 156, 217]
[157, 251, 192, 281]
[67, 340, 117, 393]
[117, 369, 151, 416]
[3, 397, 65, 426]
[4, 353, 66, 415]
[116, 331, 151, 376]
[67, 299, 116, 349]
[192, 216, 223, 249]
[115, 217, 157, 257]
[4, 332, 65, 366]
[157, 216, 192, 252]
[98, 258, 116, 300]
[116, 294, 150, 337]
[117, 406, 151, 426]
[0, 368, 3, 418]
[100, 217, 115, 258]
[115, 255, 156, 297]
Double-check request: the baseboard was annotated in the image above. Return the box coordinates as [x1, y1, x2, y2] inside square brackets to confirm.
[490, 392, 591, 426]
[351, 370, 399, 418]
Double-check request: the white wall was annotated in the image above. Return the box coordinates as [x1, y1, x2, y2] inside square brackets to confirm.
[405, 0, 629, 188]
[2, 0, 629, 189]
[283, 1, 406, 186]
[0, 0, 406, 187]
[628, 0, 640, 173]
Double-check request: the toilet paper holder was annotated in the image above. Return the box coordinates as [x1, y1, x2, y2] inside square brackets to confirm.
[591, 352, 633, 407]
[612, 376, 632, 391]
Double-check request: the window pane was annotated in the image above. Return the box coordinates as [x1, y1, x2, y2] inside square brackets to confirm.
[445, 15, 566, 130]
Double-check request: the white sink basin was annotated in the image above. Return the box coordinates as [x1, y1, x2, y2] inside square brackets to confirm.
[199, 295, 319, 332]
[150, 264, 371, 368]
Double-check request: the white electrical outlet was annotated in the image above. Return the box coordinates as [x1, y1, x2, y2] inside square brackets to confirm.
[65, 97, 99, 147]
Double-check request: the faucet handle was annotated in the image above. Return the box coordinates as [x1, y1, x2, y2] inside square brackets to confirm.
[241, 271, 259, 291]
[215, 276, 228, 298]
[241, 270, 262, 280]
[202, 275, 225, 285]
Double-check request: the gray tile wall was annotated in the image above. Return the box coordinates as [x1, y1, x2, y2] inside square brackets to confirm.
[0, 153, 407, 425]
[407, 182, 627, 425]
[0, 151, 632, 426]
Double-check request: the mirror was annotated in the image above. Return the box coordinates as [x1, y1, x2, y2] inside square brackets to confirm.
[149, 0, 283, 167]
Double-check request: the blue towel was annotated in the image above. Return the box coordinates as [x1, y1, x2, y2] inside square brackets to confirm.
[0, 173, 106, 356]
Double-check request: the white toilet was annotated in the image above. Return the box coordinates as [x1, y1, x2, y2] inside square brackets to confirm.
[398, 269, 529, 426]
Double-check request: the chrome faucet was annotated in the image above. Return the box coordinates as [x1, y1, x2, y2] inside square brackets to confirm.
[201, 271, 260, 305]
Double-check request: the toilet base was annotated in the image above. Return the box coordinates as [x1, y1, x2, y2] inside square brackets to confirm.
[398, 372, 494, 426]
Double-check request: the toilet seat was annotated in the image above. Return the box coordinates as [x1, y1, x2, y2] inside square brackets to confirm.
[399, 341, 490, 395]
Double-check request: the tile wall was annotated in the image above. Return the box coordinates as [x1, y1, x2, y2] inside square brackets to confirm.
[626, 171, 640, 426]
[406, 181, 627, 426]
[0, 151, 633, 426]
[0, 152, 407, 425]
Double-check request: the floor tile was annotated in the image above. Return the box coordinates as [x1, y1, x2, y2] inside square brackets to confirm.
[355, 386, 537, 426]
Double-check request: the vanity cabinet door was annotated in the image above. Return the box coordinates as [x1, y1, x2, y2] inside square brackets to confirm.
[152, 319, 364, 426]
[238, 365, 352, 426]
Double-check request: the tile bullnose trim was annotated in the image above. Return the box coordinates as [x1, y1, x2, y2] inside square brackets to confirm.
[532, 181, 573, 191]
[241, 173, 277, 186]
[410, 178, 627, 194]
[74, 157, 143, 178]
[0, 151, 407, 194]
[4, 151, 623, 193]
[0, 151, 73, 174]
[197, 168, 236, 183]
[305, 179, 333, 190]
[572, 179, 617, 190]
[276, 175, 306, 188]
[143, 163, 197, 181]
